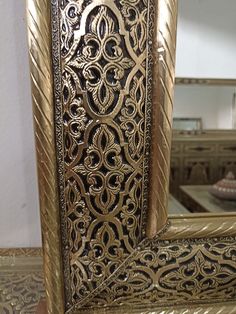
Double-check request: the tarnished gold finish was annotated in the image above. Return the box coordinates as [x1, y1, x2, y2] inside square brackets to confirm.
[27, 0, 65, 313]
[146, 0, 178, 238]
[27, 0, 236, 313]
[0, 271, 44, 313]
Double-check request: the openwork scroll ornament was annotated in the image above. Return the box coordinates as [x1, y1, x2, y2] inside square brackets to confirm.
[83, 239, 236, 308]
[54, 0, 149, 310]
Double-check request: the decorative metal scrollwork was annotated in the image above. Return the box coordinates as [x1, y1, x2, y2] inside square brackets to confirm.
[66, 6, 135, 115]
[84, 240, 236, 308]
[53, 0, 149, 309]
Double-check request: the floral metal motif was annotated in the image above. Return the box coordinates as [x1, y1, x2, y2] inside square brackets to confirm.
[120, 0, 148, 55]
[84, 239, 236, 308]
[66, 181, 91, 253]
[61, 1, 82, 56]
[67, 6, 135, 115]
[74, 125, 134, 214]
[57, 0, 148, 309]
[120, 75, 145, 160]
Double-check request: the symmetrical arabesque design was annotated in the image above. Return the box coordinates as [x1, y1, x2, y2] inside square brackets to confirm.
[55, 0, 149, 309]
[83, 239, 236, 308]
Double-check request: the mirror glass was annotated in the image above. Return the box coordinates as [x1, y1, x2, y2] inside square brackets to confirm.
[169, 0, 236, 215]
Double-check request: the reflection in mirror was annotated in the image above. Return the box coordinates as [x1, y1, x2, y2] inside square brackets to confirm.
[169, 0, 236, 216]
[174, 84, 236, 130]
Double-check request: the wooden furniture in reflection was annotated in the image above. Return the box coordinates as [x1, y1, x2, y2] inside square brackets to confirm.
[180, 185, 236, 213]
[170, 130, 236, 199]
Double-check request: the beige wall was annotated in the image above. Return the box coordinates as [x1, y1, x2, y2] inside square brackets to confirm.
[0, 0, 41, 247]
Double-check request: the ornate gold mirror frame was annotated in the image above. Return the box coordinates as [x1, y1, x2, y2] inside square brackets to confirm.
[27, 0, 236, 313]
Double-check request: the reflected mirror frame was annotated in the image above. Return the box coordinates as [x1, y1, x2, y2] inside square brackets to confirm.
[173, 117, 202, 131]
[175, 77, 236, 86]
[27, 0, 236, 313]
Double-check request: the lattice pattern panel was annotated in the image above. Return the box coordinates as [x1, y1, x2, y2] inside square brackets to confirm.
[84, 238, 236, 308]
[51, 0, 153, 309]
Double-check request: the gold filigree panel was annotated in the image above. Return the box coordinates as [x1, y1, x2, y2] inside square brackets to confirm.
[83, 238, 236, 308]
[0, 254, 44, 314]
[52, 0, 151, 310]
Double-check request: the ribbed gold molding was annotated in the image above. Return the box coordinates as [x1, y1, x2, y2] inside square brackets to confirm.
[77, 302, 236, 314]
[147, 0, 178, 238]
[165, 214, 236, 240]
[27, 1, 65, 313]
[36, 300, 236, 314]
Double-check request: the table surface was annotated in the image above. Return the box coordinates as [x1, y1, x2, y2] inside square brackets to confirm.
[180, 185, 236, 213]
[168, 194, 190, 215]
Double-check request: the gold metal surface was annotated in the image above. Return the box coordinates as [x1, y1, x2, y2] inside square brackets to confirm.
[77, 302, 236, 314]
[2, 253, 236, 314]
[162, 214, 236, 240]
[80, 237, 236, 308]
[52, 0, 152, 309]
[27, 0, 65, 312]
[146, 0, 178, 238]
[27, 0, 236, 313]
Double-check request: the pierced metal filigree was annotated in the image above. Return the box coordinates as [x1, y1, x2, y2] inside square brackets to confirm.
[83, 239, 236, 308]
[53, 0, 149, 309]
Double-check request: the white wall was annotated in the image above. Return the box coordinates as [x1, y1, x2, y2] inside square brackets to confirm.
[176, 0, 236, 78]
[0, 1, 41, 247]
[174, 0, 236, 128]
[174, 85, 235, 129]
